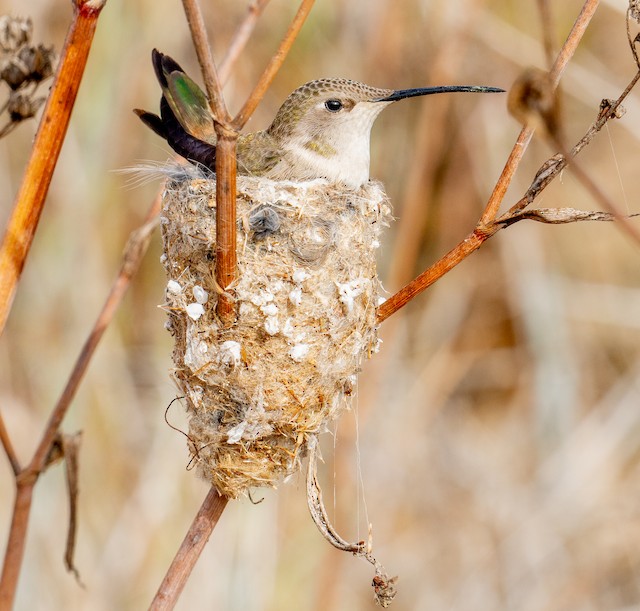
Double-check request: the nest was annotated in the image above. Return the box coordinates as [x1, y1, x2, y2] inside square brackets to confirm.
[161, 174, 391, 498]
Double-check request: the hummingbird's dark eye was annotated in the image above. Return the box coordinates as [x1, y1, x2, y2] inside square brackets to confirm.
[324, 99, 343, 112]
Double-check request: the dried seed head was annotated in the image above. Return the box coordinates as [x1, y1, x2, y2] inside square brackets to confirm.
[0, 15, 32, 53]
[7, 91, 44, 121]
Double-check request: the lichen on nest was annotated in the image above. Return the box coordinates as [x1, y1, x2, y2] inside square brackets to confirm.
[160, 173, 392, 498]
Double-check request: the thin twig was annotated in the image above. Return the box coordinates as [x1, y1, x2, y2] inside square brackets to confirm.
[181, 0, 231, 124]
[232, 0, 316, 130]
[377, 230, 490, 324]
[0, 483, 33, 610]
[501, 70, 640, 219]
[479, 126, 535, 226]
[626, 5, 640, 69]
[0, 0, 107, 339]
[29, 201, 161, 473]
[149, 488, 229, 610]
[552, 137, 640, 244]
[0, 194, 161, 609]
[549, 0, 600, 87]
[501, 207, 639, 225]
[219, 0, 272, 84]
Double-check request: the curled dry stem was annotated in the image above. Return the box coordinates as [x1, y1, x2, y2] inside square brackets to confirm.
[498, 69, 640, 222]
[306, 437, 398, 608]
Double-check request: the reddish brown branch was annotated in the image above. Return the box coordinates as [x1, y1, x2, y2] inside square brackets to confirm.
[0, 0, 107, 338]
[378, 0, 602, 324]
[149, 488, 229, 610]
[232, 0, 316, 129]
[377, 229, 493, 324]
[548, 0, 600, 87]
[214, 130, 238, 324]
[151, 2, 316, 604]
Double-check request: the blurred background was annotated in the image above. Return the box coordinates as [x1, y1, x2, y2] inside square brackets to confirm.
[1, 0, 639, 609]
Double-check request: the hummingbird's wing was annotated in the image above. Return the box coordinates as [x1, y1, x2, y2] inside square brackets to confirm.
[152, 49, 216, 145]
[134, 49, 217, 171]
[164, 71, 216, 145]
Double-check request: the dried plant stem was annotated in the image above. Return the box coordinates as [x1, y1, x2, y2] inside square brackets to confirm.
[0, 0, 107, 338]
[378, 0, 601, 324]
[0, 194, 161, 610]
[500, 69, 640, 220]
[377, 230, 489, 324]
[150, 2, 316, 606]
[219, 0, 272, 84]
[180, 0, 230, 123]
[149, 489, 229, 610]
[305, 438, 397, 607]
[549, 0, 600, 87]
[31, 202, 161, 472]
[233, 0, 316, 130]
[179, 0, 240, 321]
[0, 485, 32, 610]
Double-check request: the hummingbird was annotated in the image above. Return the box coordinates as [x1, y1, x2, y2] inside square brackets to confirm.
[135, 49, 503, 189]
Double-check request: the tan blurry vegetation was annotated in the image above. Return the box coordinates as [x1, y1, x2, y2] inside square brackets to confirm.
[1, 0, 640, 610]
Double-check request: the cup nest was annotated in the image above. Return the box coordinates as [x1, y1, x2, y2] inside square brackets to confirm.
[161, 175, 391, 498]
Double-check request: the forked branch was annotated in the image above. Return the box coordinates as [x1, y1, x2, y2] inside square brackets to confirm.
[377, 0, 613, 324]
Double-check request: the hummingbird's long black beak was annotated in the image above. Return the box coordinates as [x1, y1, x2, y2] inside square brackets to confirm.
[375, 85, 504, 102]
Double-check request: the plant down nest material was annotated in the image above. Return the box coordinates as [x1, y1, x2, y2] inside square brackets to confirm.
[161, 174, 391, 498]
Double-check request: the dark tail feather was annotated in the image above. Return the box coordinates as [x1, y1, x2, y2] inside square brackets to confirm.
[136, 50, 216, 171]
[134, 109, 167, 139]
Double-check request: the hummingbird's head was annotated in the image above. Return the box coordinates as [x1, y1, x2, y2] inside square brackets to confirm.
[267, 78, 503, 188]
[267, 79, 395, 187]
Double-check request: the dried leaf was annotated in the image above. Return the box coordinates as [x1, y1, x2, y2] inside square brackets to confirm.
[503, 207, 640, 226]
